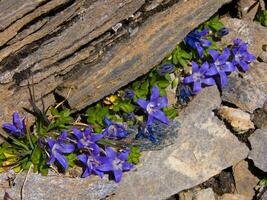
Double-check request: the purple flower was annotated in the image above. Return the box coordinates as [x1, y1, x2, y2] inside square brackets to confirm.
[77, 153, 104, 178]
[103, 117, 128, 139]
[97, 147, 133, 183]
[232, 39, 255, 72]
[2, 112, 26, 137]
[217, 27, 229, 37]
[47, 131, 75, 169]
[183, 61, 216, 94]
[124, 89, 135, 100]
[206, 48, 235, 88]
[184, 28, 212, 58]
[156, 63, 175, 76]
[137, 86, 169, 126]
[72, 127, 103, 154]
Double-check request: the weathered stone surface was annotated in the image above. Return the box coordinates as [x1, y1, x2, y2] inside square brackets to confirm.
[248, 128, 267, 172]
[218, 193, 250, 200]
[179, 190, 193, 200]
[222, 62, 267, 113]
[194, 188, 216, 200]
[221, 17, 267, 57]
[253, 101, 267, 129]
[0, 86, 249, 200]
[232, 160, 259, 199]
[237, 0, 261, 20]
[0, 0, 231, 124]
[217, 106, 254, 133]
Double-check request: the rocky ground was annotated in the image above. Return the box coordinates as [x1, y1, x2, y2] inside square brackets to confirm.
[0, 1, 267, 200]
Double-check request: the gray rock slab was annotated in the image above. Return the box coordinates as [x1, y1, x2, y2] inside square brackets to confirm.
[249, 128, 267, 172]
[222, 62, 267, 113]
[0, 86, 249, 200]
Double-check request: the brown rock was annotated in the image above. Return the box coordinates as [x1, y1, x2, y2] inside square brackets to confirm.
[222, 62, 267, 113]
[179, 190, 193, 200]
[253, 101, 267, 129]
[218, 193, 250, 200]
[217, 106, 254, 133]
[232, 160, 259, 199]
[237, 0, 261, 20]
[194, 188, 216, 200]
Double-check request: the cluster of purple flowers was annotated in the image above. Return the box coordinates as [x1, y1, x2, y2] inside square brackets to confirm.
[46, 118, 132, 183]
[183, 38, 255, 93]
[2, 112, 26, 137]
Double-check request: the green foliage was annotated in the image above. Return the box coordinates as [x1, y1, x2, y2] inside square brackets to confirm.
[259, 177, 267, 186]
[48, 108, 73, 131]
[66, 153, 77, 168]
[127, 146, 141, 165]
[171, 44, 192, 67]
[256, 10, 267, 27]
[86, 103, 111, 132]
[163, 107, 177, 120]
[203, 15, 224, 31]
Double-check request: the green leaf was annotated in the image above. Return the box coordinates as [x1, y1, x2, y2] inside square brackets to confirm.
[66, 153, 76, 168]
[127, 146, 141, 165]
[256, 10, 267, 27]
[163, 107, 177, 119]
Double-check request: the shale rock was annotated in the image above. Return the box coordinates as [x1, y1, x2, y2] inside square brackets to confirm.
[218, 193, 250, 200]
[248, 128, 267, 172]
[232, 160, 259, 199]
[217, 106, 254, 133]
[222, 62, 267, 113]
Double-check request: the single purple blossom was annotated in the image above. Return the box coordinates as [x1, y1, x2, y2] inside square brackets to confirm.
[232, 39, 255, 72]
[72, 127, 103, 154]
[217, 27, 229, 37]
[97, 147, 133, 183]
[2, 112, 26, 137]
[47, 131, 75, 169]
[184, 28, 212, 58]
[183, 61, 216, 94]
[124, 89, 135, 100]
[137, 86, 169, 126]
[103, 117, 128, 139]
[206, 48, 235, 88]
[77, 153, 104, 178]
[177, 84, 193, 105]
[156, 63, 175, 76]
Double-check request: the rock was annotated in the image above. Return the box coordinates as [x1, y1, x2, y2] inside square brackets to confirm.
[222, 62, 267, 113]
[232, 160, 259, 199]
[179, 190, 193, 200]
[218, 193, 250, 200]
[221, 17, 267, 57]
[253, 101, 267, 129]
[194, 188, 216, 200]
[217, 106, 254, 133]
[237, 0, 260, 20]
[259, 51, 267, 64]
[248, 129, 267, 172]
[0, 86, 249, 200]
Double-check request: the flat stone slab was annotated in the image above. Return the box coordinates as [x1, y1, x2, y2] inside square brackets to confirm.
[0, 87, 249, 200]
[248, 128, 267, 172]
[222, 62, 267, 113]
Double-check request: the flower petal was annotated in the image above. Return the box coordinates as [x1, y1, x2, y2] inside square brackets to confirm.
[47, 155, 55, 165]
[206, 66, 218, 76]
[136, 99, 149, 110]
[2, 123, 17, 134]
[200, 61, 209, 73]
[77, 154, 88, 164]
[150, 86, 160, 101]
[59, 143, 75, 154]
[147, 115, 154, 126]
[118, 150, 130, 161]
[55, 153, 68, 169]
[219, 71, 228, 88]
[209, 49, 219, 61]
[183, 75, 194, 84]
[202, 78, 216, 86]
[122, 162, 133, 171]
[105, 147, 116, 159]
[151, 110, 169, 125]
[191, 62, 199, 73]
[103, 117, 112, 126]
[97, 163, 113, 172]
[239, 60, 249, 71]
[72, 128, 82, 139]
[113, 169, 123, 183]
[196, 43, 204, 58]
[47, 139, 56, 149]
[82, 168, 91, 178]
[157, 96, 168, 109]
[192, 81, 202, 94]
